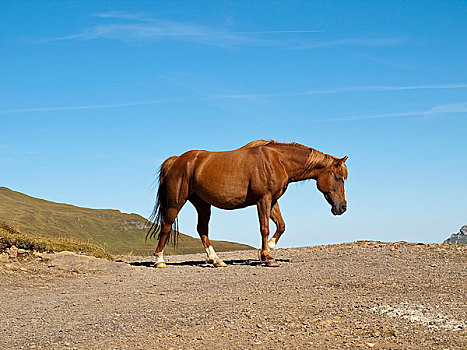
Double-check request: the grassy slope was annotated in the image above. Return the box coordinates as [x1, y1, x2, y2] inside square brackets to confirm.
[0, 222, 112, 260]
[0, 187, 253, 256]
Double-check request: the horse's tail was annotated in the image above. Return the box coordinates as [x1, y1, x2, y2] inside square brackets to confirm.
[146, 155, 179, 244]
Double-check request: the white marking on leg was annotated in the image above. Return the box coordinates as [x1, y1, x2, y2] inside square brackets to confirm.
[205, 246, 227, 267]
[268, 237, 276, 250]
[205, 245, 220, 263]
[155, 251, 165, 264]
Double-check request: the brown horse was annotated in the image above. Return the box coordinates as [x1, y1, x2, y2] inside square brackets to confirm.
[147, 140, 348, 267]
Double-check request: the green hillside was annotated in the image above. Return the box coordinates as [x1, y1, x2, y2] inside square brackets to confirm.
[0, 187, 253, 256]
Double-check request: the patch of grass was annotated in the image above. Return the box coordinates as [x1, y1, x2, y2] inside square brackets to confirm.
[0, 222, 112, 260]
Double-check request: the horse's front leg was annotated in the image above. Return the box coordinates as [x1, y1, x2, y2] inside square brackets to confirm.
[268, 202, 285, 250]
[257, 197, 280, 267]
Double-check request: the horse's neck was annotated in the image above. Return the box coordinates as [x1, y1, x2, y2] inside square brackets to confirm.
[272, 144, 332, 182]
[272, 145, 315, 182]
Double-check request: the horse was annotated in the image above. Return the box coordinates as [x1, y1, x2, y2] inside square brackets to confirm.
[147, 140, 348, 268]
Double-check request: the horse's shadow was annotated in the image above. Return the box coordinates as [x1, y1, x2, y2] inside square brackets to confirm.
[128, 258, 290, 268]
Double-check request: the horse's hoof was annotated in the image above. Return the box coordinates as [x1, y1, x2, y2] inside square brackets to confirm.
[264, 259, 280, 267]
[213, 260, 228, 267]
[155, 262, 167, 268]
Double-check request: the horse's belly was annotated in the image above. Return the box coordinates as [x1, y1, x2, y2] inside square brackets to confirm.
[194, 180, 253, 209]
[193, 166, 255, 209]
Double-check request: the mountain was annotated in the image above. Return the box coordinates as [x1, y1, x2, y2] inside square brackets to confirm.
[444, 225, 467, 244]
[0, 187, 253, 256]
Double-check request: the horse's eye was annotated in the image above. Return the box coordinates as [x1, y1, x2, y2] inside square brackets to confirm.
[335, 176, 343, 182]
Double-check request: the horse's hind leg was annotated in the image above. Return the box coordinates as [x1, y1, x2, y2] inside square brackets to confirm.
[190, 196, 227, 267]
[268, 202, 285, 250]
[154, 206, 183, 268]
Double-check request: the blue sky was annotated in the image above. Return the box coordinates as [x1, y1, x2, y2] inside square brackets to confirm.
[1, 1, 466, 248]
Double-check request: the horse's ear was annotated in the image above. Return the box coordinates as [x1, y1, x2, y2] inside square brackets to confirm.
[335, 156, 348, 166]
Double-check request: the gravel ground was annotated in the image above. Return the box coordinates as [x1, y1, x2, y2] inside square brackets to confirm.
[1, 241, 466, 349]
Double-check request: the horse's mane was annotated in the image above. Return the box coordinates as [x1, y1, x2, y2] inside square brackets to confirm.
[238, 140, 347, 178]
[238, 139, 272, 149]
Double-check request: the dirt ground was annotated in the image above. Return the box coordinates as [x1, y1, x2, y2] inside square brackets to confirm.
[1, 241, 466, 349]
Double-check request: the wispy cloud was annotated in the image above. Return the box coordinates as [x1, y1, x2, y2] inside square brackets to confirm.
[346, 50, 413, 70]
[314, 102, 467, 123]
[42, 11, 321, 47]
[93, 12, 327, 35]
[236, 30, 326, 34]
[0, 100, 168, 114]
[213, 83, 467, 99]
[40, 11, 403, 50]
[427, 102, 467, 114]
[44, 23, 282, 47]
[291, 37, 404, 50]
[91, 11, 151, 21]
[1, 84, 467, 115]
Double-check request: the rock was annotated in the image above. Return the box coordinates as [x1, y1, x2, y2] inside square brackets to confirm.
[38, 251, 133, 273]
[443, 225, 467, 244]
[0, 253, 9, 262]
[17, 248, 28, 255]
[7, 245, 18, 258]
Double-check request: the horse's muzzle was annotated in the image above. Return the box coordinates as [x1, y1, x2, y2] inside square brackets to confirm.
[331, 203, 347, 216]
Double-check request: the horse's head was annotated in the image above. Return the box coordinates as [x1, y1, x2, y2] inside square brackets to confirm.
[316, 156, 348, 216]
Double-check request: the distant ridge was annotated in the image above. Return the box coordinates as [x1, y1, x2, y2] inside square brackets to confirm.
[0, 187, 253, 256]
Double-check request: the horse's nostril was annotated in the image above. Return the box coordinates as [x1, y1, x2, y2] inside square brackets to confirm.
[341, 204, 347, 212]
